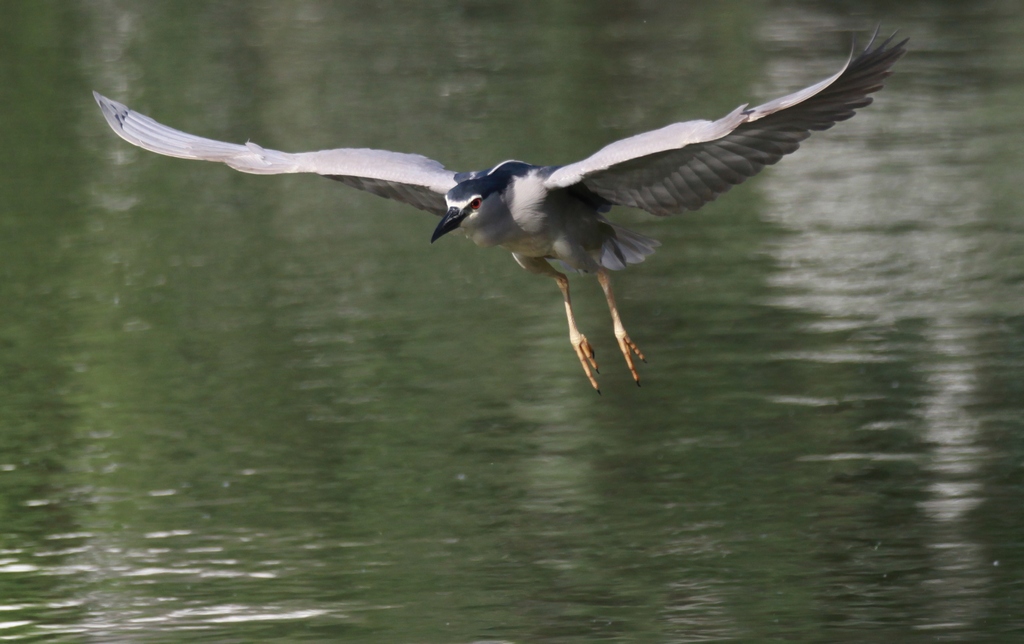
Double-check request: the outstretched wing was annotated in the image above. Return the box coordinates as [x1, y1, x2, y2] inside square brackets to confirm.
[93, 92, 457, 216]
[544, 30, 908, 216]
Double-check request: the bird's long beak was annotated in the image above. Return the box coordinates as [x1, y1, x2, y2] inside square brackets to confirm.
[431, 206, 467, 243]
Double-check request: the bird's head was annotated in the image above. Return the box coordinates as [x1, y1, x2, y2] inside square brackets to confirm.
[432, 180, 499, 243]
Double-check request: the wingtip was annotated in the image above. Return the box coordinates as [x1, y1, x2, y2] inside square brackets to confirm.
[865, 26, 908, 54]
[863, 24, 882, 51]
[852, 26, 908, 59]
[92, 91, 127, 132]
[92, 90, 113, 110]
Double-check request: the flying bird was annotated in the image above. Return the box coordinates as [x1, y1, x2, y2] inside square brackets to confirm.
[94, 29, 906, 392]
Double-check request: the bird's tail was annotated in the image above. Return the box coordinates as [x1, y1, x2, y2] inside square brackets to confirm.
[599, 224, 660, 271]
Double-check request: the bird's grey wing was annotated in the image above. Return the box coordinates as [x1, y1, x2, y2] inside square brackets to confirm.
[544, 30, 907, 216]
[93, 92, 457, 215]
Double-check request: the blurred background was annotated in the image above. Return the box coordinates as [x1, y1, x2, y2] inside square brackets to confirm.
[2, 0, 1024, 641]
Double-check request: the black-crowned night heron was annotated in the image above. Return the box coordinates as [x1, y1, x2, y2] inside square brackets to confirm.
[94, 30, 906, 392]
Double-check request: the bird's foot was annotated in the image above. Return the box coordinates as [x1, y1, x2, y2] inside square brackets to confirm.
[615, 333, 646, 386]
[572, 334, 601, 392]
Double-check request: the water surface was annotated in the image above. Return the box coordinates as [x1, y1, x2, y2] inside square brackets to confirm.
[2, 1, 1024, 641]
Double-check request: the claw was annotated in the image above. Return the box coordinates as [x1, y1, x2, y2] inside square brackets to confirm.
[615, 333, 645, 385]
[572, 334, 601, 391]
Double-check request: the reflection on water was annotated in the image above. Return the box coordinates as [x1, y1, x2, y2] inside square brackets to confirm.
[759, 9, 1018, 635]
[1, 1, 1024, 641]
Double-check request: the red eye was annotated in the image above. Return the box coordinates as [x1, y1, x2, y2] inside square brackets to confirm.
[470, 197, 482, 210]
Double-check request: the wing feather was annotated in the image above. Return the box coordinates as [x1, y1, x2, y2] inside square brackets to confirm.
[93, 92, 457, 215]
[544, 30, 907, 216]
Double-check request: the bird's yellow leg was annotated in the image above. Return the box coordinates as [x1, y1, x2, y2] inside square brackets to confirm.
[597, 269, 645, 385]
[554, 274, 600, 391]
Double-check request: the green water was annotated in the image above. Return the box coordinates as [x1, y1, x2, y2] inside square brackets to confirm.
[2, 1, 1024, 641]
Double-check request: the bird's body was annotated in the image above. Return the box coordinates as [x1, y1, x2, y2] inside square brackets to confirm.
[449, 161, 657, 272]
[94, 29, 907, 391]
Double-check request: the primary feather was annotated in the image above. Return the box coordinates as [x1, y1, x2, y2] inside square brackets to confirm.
[544, 30, 908, 216]
[93, 91, 456, 215]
